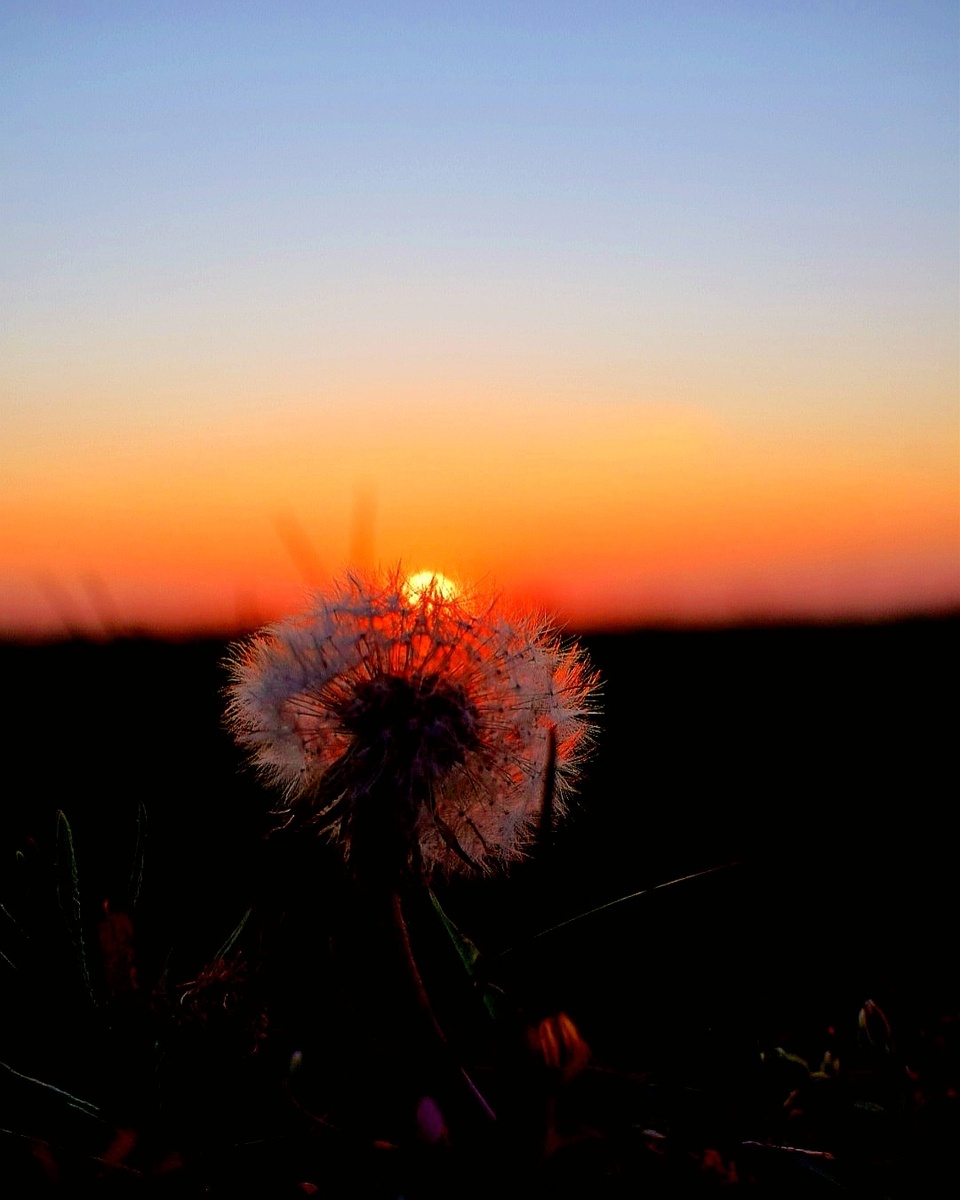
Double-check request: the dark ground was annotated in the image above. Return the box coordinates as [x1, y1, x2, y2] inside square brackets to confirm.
[0, 615, 956, 1194]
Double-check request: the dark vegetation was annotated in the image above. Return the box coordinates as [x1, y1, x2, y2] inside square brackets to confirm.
[1, 616, 956, 1195]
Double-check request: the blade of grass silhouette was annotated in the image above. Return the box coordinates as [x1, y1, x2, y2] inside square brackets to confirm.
[129, 801, 147, 909]
[214, 907, 253, 960]
[740, 1141, 845, 1190]
[0, 1059, 102, 1120]
[741, 1142, 835, 1159]
[0, 902, 26, 971]
[1, 899, 28, 939]
[55, 810, 95, 1004]
[494, 861, 743, 962]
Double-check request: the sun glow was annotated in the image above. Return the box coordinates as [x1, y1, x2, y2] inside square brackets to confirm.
[403, 571, 460, 605]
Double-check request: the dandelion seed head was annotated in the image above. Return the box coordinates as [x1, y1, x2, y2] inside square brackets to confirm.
[225, 566, 600, 877]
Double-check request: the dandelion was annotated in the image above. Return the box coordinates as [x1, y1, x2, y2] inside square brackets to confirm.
[225, 567, 599, 879]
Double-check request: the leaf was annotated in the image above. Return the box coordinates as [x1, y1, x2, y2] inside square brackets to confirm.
[767, 1047, 811, 1073]
[429, 889, 480, 973]
[428, 889, 502, 1020]
[55, 810, 95, 1005]
[741, 1141, 847, 1191]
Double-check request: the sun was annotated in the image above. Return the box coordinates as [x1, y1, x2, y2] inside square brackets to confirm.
[403, 570, 460, 605]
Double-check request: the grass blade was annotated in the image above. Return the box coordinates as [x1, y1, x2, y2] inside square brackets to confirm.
[0, 901, 28, 972]
[496, 861, 743, 960]
[0, 1058, 102, 1121]
[55, 810, 95, 1005]
[129, 800, 147, 909]
[214, 907, 253, 960]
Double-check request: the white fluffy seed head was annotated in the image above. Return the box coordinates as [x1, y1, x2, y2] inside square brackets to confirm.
[224, 566, 600, 877]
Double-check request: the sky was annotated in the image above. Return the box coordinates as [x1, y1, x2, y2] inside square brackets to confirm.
[2, 1, 957, 635]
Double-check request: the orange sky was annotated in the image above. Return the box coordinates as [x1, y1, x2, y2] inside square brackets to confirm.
[2, 6, 957, 635]
[2, 387, 957, 635]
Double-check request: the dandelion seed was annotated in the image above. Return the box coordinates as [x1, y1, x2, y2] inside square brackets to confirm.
[224, 566, 599, 878]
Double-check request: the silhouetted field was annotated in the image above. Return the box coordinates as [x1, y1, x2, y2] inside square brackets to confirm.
[1, 616, 956, 1194]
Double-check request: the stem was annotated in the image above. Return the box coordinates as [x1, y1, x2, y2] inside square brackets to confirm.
[388, 887, 496, 1123]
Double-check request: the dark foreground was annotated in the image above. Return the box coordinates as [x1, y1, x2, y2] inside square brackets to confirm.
[1, 616, 956, 1195]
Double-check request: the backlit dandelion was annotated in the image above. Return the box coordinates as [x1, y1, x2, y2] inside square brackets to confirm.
[225, 567, 599, 878]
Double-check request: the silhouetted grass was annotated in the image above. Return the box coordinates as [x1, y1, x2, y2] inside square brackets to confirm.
[0, 616, 956, 1194]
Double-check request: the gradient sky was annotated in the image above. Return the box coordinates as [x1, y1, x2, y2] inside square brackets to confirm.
[2, 1, 957, 634]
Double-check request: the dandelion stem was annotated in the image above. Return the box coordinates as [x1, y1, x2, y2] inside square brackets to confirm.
[387, 887, 496, 1123]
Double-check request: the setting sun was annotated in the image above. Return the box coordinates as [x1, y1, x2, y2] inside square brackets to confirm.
[403, 571, 460, 606]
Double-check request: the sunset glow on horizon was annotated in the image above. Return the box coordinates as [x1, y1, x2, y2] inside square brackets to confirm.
[2, 4, 957, 637]
[403, 571, 460, 606]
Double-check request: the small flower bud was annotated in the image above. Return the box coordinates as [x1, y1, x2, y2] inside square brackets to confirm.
[530, 1011, 591, 1081]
